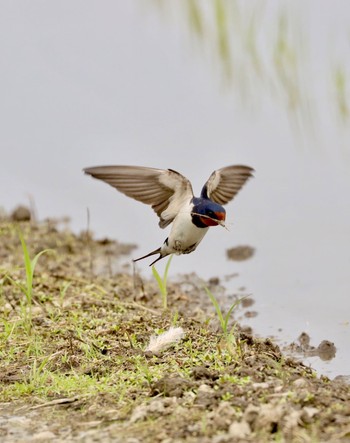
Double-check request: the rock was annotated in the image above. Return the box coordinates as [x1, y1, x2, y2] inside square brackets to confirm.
[197, 384, 215, 393]
[292, 378, 309, 389]
[148, 399, 165, 414]
[229, 421, 251, 439]
[11, 205, 31, 221]
[317, 340, 336, 360]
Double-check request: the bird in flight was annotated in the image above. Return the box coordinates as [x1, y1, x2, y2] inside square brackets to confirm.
[84, 165, 254, 266]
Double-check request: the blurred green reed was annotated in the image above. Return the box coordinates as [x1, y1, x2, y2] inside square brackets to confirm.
[153, 0, 350, 129]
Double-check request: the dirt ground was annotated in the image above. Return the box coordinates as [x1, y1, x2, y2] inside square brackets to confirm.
[1, 208, 350, 442]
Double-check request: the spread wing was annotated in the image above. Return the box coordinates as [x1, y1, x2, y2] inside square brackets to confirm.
[84, 165, 193, 228]
[202, 165, 254, 205]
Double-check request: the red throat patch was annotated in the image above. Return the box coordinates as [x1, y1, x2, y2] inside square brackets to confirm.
[215, 211, 226, 221]
[200, 211, 226, 227]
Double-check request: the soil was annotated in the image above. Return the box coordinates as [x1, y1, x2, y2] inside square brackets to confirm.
[1, 208, 350, 442]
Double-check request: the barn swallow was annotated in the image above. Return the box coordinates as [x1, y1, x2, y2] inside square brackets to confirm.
[84, 165, 254, 266]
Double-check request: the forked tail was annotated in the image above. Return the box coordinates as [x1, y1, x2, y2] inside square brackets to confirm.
[133, 247, 168, 266]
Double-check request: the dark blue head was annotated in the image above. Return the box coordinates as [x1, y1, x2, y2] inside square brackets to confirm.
[191, 198, 226, 228]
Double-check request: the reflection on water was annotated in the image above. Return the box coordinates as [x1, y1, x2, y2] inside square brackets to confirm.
[155, 0, 350, 132]
[1, 1, 350, 378]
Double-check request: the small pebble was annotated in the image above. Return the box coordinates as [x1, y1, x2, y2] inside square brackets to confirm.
[11, 206, 31, 221]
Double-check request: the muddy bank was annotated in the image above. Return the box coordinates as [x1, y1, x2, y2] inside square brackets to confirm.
[1, 211, 350, 442]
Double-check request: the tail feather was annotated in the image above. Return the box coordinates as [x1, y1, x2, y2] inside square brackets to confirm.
[133, 247, 169, 266]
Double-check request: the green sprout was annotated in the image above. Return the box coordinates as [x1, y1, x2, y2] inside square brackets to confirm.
[59, 281, 72, 308]
[204, 286, 247, 342]
[151, 255, 173, 310]
[6, 229, 52, 334]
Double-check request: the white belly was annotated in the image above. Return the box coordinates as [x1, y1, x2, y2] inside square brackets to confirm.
[162, 209, 209, 255]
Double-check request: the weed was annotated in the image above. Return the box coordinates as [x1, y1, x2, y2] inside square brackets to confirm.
[59, 281, 72, 308]
[1, 319, 18, 342]
[137, 362, 154, 386]
[26, 335, 45, 358]
[171, 309, 179, 326]
[151, 254, 173, 309]
[204, 286, 247, 344]
[29, 357, 50, 386]
[6, 229, 52, 334]
[221, 391, 233, 401]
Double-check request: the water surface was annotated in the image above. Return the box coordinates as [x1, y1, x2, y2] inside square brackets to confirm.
[1, 1, 349, 378]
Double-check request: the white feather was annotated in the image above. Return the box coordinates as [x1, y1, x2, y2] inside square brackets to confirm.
[145, 327, 185, 353]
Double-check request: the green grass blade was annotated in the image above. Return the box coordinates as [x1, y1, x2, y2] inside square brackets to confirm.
[18, 229, 33, 299]
[223, 295, 247, 333]
[59, 281, 72, 306]
[204, 286, 225, 332]
[15, 229, 54, 335]
[163, 255, 173, 287]
[152, 265, 167, 310]
[152, 265, 165, 295]
[31, 249, 52, 277]
[152, 256, 174, 310]
[18, 228, 52, 302]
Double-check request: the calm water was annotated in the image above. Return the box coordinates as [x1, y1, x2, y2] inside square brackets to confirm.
[1, 1, 349, 378]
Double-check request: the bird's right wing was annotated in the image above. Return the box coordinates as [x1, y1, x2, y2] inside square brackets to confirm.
[84, 165, 193, 228]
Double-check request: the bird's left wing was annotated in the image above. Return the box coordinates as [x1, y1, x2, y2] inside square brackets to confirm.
[84, 165, 193, 228]
[202, 165, 254, 205]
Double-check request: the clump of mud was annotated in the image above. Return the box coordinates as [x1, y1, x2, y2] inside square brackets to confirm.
[287, 331, 337, 361]
[226, 245, 255, 261]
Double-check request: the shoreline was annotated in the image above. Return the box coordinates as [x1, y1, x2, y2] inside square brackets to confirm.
[1, 212, 350, 442]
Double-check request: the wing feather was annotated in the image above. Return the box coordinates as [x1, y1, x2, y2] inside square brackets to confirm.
[202, 165, 254, 205]
[84, 165, 193, 228]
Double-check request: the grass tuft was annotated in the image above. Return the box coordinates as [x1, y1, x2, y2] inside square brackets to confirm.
[204, 286, 247, 344]
[5, 229, 53, 334]
[151, 255, 173, 309]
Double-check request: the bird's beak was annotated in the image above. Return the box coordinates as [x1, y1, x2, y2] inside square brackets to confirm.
[217, 219, 226, 227]
[213, 211, 227, 228]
